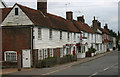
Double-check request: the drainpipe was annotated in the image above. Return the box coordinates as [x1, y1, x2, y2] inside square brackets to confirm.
[30, 26, 34, 67]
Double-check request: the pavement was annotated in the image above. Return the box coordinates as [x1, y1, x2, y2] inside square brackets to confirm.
[1, 50, 118, 75]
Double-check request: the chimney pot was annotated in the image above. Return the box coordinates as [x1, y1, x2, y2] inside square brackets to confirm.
[104, 23, 108, 29]
[77, 15, 85, 23]
[94, 16, 95, 20]
[66, 11, 73, 20]
[37, 0, 47, 15]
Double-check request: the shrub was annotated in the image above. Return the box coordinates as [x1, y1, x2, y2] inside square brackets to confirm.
[45, 57, 56, 60]
[88, 46, 96, 53]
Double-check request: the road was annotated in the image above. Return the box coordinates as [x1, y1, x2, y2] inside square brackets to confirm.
[49, 51, 118, 76]
[2, 51, 119, 77]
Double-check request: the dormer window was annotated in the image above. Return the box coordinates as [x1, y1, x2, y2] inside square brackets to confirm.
[15, 8, 18, 15]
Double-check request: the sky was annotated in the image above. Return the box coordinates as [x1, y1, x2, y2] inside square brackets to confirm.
[3, 0, 119, 33]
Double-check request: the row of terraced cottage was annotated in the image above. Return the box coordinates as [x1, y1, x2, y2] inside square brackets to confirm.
[0, 0, 116, 68]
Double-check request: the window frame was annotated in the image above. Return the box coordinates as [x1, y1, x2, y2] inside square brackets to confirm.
[67, 32, 70, 41]
[4, 51, 17, 62]
[38, 49, 43, 60]
[49, 29, 52, 40]
[74, 33, 76, 40]
[15, 8, 18, 15]
[38, 28, 42, 40]
[60, 31, 62, 40]
[44, 49, 48, 59]
[49, 48, 53, 57]
[60, 48, 63, 57]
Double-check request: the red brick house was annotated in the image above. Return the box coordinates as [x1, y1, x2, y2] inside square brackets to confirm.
[1, 26, 32, 68]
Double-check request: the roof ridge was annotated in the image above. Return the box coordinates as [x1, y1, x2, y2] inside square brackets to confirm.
[16, 3, 37, 11]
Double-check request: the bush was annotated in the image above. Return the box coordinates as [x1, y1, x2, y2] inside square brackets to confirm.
[36, 57, 57, 68]
[45, 57, 56, 60]
[88, 46, 96, 53]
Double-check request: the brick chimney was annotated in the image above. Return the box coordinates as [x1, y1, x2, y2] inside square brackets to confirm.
[92, 16, 101, 28]
[37, 0, 47, 15]
[104, 23, 108, 30]
[94, 16, 95, 20]
[66, 11, 73, 20]
[77, 15, 85, 23]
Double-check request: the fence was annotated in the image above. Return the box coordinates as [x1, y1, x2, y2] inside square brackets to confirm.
[36, 55, 77, 68]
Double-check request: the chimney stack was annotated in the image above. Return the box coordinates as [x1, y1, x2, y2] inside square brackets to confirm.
[37, 0, 47, 15]
[104, 23, 108, 30]
[94, 16, 95, 20]
[77, 15, 85, 23]
[92, 16, 101, 28]
[66, 11, 73, 20]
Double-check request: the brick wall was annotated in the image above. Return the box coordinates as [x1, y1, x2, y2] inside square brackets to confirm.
[53, 48, 60, 58]
[2, 26, 32, 61]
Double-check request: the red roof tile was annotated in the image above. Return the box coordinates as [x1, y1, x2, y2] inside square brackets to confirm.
[17, 3, 80, 32]
[0, 8, 12, 23]
[1, 3, 80, 32]
[72, 20, 95, 33]
[97, 27, 110, 35]
[47, 13, 80, 32]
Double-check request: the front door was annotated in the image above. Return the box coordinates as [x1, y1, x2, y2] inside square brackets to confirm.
[22, 49, 31, 68]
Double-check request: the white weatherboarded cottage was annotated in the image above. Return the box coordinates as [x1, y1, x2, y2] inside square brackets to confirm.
[1, 3, 81, 67]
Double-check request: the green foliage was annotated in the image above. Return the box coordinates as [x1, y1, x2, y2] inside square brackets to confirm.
[45, 57, 56, 60]
[88, 46, 96, 53]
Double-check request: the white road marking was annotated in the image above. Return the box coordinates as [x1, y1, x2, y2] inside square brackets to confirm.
[88, 72, 98, 77]
[89, 63, 118, 77]
[104, 67, 109, 71]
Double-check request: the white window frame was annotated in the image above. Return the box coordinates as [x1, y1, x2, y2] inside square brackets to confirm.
[15, 8, 18, 15]
[4, 51, 17, 61]
[38, 28, 42, 40]
[83, 32, 85, 37]
[49, 29, 52, 40]
[68, 32, 70, 41]
[60, 48, 63, 57]
[60, 31, 62, 40]
[44, 49, 48, 59]
[88, 33, 90, 39]
[74, 33, 76, 40]
[49, 48, 53, 57]
[38, 49, 43, 60]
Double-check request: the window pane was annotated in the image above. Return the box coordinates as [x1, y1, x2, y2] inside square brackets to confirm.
[15, 8, 18, 15]
[5, 52, 17, 61]
[38, 28, 42, 39]
[49, 29, 52, 39]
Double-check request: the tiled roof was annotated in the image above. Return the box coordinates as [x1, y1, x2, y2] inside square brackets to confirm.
[17, 3, 54, 28]
[72, 20, 95, 33]
[17, 3, 80, 32]
[0, 8, 12, 23]
[47, 13, 80, 32]
[97, 27, 110, 35]
[91, 24, 110, 35]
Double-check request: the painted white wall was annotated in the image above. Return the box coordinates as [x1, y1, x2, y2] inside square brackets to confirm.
[113, 37, 116, 48]
[33, 27, 80, 50]
[96, 34, 102, 44]
[1, 5, 33, 26]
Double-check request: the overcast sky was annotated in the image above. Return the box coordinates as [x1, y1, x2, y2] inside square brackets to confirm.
[3, 0, 119, 33]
